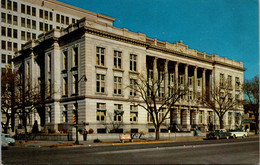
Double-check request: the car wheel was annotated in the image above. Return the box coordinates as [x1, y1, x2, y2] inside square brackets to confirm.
[233, 135, 237, 139]
[242, 134, 246, 138]
[216, 136, 220, 140]
[226, 136, 229, 139]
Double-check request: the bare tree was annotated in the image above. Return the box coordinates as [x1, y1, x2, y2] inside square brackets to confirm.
[102, 112, 124, 133]
[129, 73, 188, 140]
[244, 76, 259, 135]
[1, 69, 22, 133]
[201, 80, 243, 129]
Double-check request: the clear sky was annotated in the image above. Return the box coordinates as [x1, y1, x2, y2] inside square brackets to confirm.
[60, 0, 259, 80]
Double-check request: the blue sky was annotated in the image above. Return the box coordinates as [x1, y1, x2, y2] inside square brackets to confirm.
[60, 0, 259, 80]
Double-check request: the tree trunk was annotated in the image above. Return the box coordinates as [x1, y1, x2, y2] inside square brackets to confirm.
[255, 119, 259, 135]
[155, 126, 160, 140]
[219, 117, 224, 129]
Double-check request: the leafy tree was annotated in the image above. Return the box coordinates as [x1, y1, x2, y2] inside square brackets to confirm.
[244, 76, 259, 135]
[201, 80, 243, 129]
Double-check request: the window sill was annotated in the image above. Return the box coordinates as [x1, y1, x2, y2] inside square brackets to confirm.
[62, 95, 68, 98]
[95, 92, 107, 96]
[113, 94, 124, 97]
[129, 70, 139, 74]
[95, 65, 108, 70]
[113, 68, 124, 72]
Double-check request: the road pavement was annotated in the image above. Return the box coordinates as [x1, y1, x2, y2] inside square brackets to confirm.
[2, 137, 259, 164]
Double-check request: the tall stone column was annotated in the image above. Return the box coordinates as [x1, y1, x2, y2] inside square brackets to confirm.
[164, 60, 169, 96]
[52, 40, 61, 131]
[153, 57, 158, 81]
[175, 62, 179, 89]
[185, 64, 189, 100]
[193, 66, 197, 100]
[202, 69, 206, 96]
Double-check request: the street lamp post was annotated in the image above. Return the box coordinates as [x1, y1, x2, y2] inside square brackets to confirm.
[74, 74, 87, 145]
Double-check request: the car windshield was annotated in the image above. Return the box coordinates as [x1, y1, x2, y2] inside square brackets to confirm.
[4, 134, 10, 138]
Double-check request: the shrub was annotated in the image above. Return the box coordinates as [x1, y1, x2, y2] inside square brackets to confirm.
[88, 128, 94, 134]
[93, 138, 102, 143]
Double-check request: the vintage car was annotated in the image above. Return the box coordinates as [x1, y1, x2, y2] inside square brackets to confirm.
[206, 129, 231, 140]
[1, 134, 9, 150]
[229, 129, 249, 138]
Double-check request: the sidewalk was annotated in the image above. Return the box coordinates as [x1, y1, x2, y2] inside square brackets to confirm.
[13, 134, 259, 148]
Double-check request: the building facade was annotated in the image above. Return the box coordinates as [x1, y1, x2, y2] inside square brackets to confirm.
[0, 0, 114, 71]
[13, 3, 245, 134]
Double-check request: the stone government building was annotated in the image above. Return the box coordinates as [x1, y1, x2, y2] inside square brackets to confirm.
[14, 4, 245, 134]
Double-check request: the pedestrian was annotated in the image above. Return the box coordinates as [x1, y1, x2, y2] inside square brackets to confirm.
[83, 129, 88, 141]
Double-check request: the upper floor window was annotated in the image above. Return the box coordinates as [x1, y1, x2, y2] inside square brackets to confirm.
[130, 54, 137, 71]
[61, 15, 64, 24]
[62, 77, 68, 96]
[47, 106, 52, 123]
[32, 7, 36, 16]
[7, 0, 11, 10]
[96, 74, 105, 93]
[56, 14, 60, 23]
[220, 73, 224, 87]
[1, 13, 6, 22]
[13, 2, 17, 11]
[228, 75, 232, 87]
[45, 10, 48, 20]
[66, 16, 69, 25]
[72, 47, 78, 67]
[13, 15, 17, 25]
[26, 5, 31, 15]
[1, 0, 6, 8]
[114, 76, 122, 95]
[235, 77, 240, 89]
[39, 9, 43, 18]
[72, 74, 78, 94]
[114, 50, 121, 69]
[62, 105, 68, 123]
[96, 47, 105, 66]
[63, 50, 68, 70]
[21, 4, 25, 14]
[47, 53, 51, 72]
[130, 79, 137, 96]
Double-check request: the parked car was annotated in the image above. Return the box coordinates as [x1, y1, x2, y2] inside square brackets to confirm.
[2, 133, 15, 146]
[206, 129, 230, 140]
[1, 134, 8, 150]
[229, 129, 249, 138]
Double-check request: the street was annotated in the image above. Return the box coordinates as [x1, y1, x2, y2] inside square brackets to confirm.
[2, 137, 259, 164]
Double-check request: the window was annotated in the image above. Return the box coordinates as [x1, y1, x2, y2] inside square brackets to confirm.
[32, 7, 36, 16]
[1, 26, 6, 36]
[159, 86, 164, 97]
[47, 106, 52, 123]
[189, 77, 193, 86]
[44, 23, 48, 31]
[47, 53, 51, 72]
[96, 74, 105, 93]
[21, 4, 25, 13]
[1, 54, 6, 63]
[39, 9, 43, 18]
[72, 74, 78, 94]
[228, 75, 232, 87]
[49, 12, 53, 21]
[7, 14, 11, 24]
[49, 24, 53, 30]
[32, 33, 36, 39]
[96, 103, 106, 121]
[13, 29, 17, 38]
[26, 32, 31, 41]
[130, 105, 138, 122]
[228, 112, 232, 125]
[197, 79, 201, 86]
[197, 92, 201, 100]
[63, 50, 68, 70]
[61, 15, 64, 24]
[235, 94, 240, 100]
[62, 105, 68, 123]
[32, 20, 36, 29]
[65, 16, 69, 25]
[220, 73, 224, 87]
[13, 42, 17, 51]
[72, 47, 78, 67]
[1, 0, 6, 8]
[21, 17, 25, 27]
[114, 50, 122, 69]
[130, 79, 137, 96]
[188, 91, 193, 100]
[26, 19, 31, 28]
[96, 47, 105, 66]
[56, 14, 60, 23]
[179, 75, 184, 85]
[7, 28, 11, 37]
[39, 22, 43, 31]
[7, 55, 11, 64]
[1, 40, 6, 50]
[158, 108, 166, 122]
[235, 77, 240, 89]
[114, 104, 123, 121]
[13, 15, 17, 25]
[72, 18, 76, 24]
[1, 13, 6, 22]
[114, 76, 122, 95]
[44, 10, 48, 19]
[26, 5, 30, 15]
[13, 1, 17, 11]
[207, 111, 213, 124]
[7, 0, 10, 9]
[63, 77, 68, 96]
[199, 110, 204, 124]
[47, 79, 51, 97]
[235, 113, 240, 125]
[130, 54, 137, 71]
